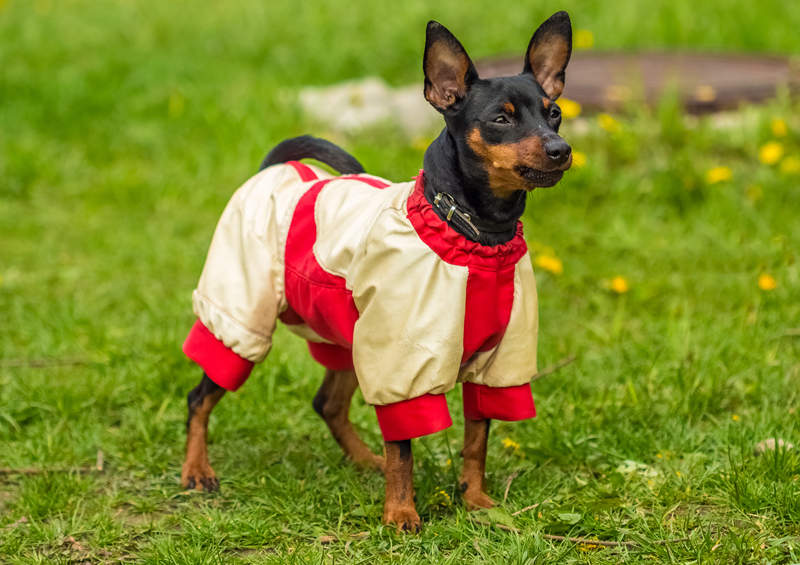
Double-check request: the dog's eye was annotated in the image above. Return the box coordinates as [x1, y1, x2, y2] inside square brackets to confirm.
[493, 115, 510, 125]
[549, 106, 561, 120]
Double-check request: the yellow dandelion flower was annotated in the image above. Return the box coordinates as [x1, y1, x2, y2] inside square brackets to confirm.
[610, 276, 629, 294]
[676, 471, 682, 477]
[572, 151, 587, 168]
[705, 166, 732, 184]
[771, 118, 788, 137]
[758, 274, 777, 291]
[558, 97, 581, 119]
[780, 156, 800, 174]
[598, 113, 620, 133]
[731, 414, 741, 422]
[578, 542, 603, 552]
[656, 453, 663, 459]
[759, 141, 784, 165]
[434, 489, 451, 507]
[502, 437, 520, 450]
[574, 29, 595, 50]
[535, 254, 563, 275]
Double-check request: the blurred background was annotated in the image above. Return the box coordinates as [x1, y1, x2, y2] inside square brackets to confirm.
[1, 0, 799, 562]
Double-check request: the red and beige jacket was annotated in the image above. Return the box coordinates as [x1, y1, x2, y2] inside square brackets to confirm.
[184, 161, 539, 441]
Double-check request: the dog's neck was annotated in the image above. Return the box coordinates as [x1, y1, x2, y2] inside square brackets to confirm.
[423, 129, 527, 246]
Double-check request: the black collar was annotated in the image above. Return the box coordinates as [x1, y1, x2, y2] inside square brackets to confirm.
[431, 192, 517, 240]
[430, 192, 518, 241]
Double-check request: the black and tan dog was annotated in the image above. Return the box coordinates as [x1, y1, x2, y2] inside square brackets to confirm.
[181, 12, 572, 531]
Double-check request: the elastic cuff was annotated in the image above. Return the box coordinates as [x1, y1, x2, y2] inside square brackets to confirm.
[183, 320, 254, 391]
[462, 382, 536, 421]
[375, 394, 452, 441]
[307, 341, 354, 371]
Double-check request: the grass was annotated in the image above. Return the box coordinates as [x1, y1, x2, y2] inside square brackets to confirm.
[1, 0, 800, 562]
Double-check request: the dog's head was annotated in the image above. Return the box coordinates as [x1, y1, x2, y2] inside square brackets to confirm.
[423, 12, 573, 198]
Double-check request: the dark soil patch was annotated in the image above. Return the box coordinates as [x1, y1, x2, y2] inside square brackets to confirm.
[477, 52, 800, 113]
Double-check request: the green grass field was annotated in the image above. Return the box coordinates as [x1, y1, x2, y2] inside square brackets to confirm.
[2, 0, 799, 562]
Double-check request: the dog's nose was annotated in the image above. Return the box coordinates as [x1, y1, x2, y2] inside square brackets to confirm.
[544, 138, 571, 164]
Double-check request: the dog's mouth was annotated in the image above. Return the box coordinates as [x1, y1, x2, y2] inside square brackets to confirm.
[517, 166, 564, 188]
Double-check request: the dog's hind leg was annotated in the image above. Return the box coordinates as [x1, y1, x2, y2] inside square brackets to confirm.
[313, 369, 384, 470]
[182, 373, 226, 491]
[460, 418, 496, 509]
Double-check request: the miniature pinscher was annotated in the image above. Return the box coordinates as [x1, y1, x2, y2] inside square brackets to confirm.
[181, 11, 572, 532]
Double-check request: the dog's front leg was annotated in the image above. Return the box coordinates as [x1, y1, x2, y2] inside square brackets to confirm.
[382, 439, 421, 531]
[460, 418, 495, 509]
[182, 373, 225, 491]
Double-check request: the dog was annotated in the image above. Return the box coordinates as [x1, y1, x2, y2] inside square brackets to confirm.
[180, 12, 572, 532]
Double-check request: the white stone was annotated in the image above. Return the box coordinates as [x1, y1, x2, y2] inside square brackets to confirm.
[754, 438, 794, 455]
[299, 77, 440, 137]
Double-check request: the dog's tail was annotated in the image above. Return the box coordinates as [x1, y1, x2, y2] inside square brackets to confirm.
[259, 135, 365, 174]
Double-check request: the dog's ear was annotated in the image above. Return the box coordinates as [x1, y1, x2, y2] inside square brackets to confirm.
[523, 11, 572, 100]
[423, 21, 478, 113]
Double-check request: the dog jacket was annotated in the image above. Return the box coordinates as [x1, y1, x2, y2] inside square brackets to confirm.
[183, 161, 539, 441]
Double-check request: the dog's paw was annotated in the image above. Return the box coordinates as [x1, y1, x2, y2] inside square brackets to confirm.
[181, 462, 220, 492]
[462, 488, 496, 510]
[383, 505, 422, 533]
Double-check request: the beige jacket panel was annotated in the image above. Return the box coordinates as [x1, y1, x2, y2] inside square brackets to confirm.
[193, 164, 332, 362]
[350, 205, 470, 405]
[313, 179, 415, 282]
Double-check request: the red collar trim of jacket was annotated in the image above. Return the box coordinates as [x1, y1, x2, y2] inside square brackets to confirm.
[406, 172, 528, 269]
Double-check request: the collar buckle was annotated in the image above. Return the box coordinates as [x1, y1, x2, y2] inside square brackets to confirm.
[433, 192, 481, 239]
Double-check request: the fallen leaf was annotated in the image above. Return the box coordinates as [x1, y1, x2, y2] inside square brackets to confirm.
[481, 507, 517, 529]
[557, 512, 582, 525]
